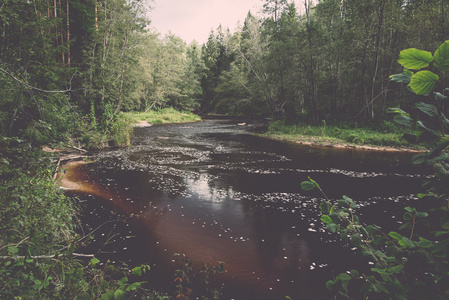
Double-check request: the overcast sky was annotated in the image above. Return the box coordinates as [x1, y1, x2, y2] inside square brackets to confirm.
[148, 0, 264, 44]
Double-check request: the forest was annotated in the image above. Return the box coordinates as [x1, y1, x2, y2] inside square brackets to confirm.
[1, 0, 449, 299]
[1, 0, 448, 145]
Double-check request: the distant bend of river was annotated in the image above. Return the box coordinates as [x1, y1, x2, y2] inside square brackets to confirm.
[63, 118, 429, 300]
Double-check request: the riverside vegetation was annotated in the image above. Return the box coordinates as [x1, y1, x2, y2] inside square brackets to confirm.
[1, 0, 448, 299]
[302, 40, 449, 299]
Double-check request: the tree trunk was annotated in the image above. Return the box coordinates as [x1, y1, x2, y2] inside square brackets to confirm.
[66, 0, 70, 67]
[59, 0, 64, 64]
[369, 0, 386, 120]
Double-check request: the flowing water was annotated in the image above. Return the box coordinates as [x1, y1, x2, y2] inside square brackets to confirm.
[64, 118, 429, 299]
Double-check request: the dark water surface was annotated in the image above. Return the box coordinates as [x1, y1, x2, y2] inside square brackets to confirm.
[67, 119, 429, 299]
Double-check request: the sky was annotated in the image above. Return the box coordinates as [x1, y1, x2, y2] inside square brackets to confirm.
[148, 0, 264, 44]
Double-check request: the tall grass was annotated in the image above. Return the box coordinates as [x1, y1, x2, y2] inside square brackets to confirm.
[123, 107, 201, 125]
[266, 120, 419, 148]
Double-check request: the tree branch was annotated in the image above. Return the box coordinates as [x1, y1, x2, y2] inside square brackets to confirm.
[0, 66, 71, 93]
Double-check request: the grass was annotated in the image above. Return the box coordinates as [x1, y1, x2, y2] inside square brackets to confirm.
[123, 107, 201, 125]
[262, 120, 425, 150]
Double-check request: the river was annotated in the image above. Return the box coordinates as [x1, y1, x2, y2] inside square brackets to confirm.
[63, 118, 429, 299]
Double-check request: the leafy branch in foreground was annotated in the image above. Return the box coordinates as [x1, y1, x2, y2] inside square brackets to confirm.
[301, 40, 449, 299]
[301, 179, 447, 299]
[173, 253, 225, 300]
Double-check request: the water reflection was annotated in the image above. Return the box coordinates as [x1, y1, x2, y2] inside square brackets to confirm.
[64, 119, 429, 300]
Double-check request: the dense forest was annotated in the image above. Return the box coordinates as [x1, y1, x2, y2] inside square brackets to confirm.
[1, 0, 448, 146]
[1, 0, 449, 298]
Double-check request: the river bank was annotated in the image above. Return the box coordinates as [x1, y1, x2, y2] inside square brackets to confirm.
[262, 120, 426, 153]
[259, 132, 426, 153]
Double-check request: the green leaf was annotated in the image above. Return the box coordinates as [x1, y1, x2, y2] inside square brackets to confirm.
[126, 282, 141, 291]
[434, 40, 449, 71]
[387, 107, 410, 116]
[415, 211, 428, 218]
[351, 234, 362, 247]
[366, 225, 379, 234]
[398, 48, 433, 70]
[7, 246, 18, 254]
[321, 215, 333, 224]
[394, 114, 413, 127]
[320, 201, 331, 214]
[335, 273, 352, 281]
[401, 237, 415, 248]
[390, 70, 413, 83]
[417, 237, 433, 248]
[417, 120, 442, 140]
[90, 258, 100, 266]
[435, 231, 449, 237]
[374, 250, 387, 258]
[300, 180, 316, 191]
[326, 223, 337, 233]
[325, 280, 336, 291]
[100, 290, 114, 300]
[114, 289, 127, 300]
[403, 212, 413, 221]
[371, 267, 386, 274]
[404, 207, 414, 213]
[415, 102, 438, 117]
[440, 214, 449, 230]
[435, 92, 448, 101]
[388, 231, 402, 240]
[118, 277, 128, 287]
[132, 266, 142, 276]
[388, 264, 404, 274]
[412, 153, 427, 165]
[409, 71, 439, 95]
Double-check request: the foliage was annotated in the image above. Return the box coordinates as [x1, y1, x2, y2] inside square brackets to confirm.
[0, 138, 78, 255]
[301, 40, 449, 299]
[173, 253, 225, 300]
[0, 138, 154, 298]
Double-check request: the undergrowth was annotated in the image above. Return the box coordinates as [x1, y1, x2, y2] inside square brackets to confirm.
[0, 137, 155, 299]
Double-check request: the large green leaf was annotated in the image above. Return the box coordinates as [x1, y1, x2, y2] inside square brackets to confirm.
[417, 121, 442, 144]
[398, 48, 433, 70]
[408, 71, 439, 95]
[415, 102, 438, 117]
[411, 153, 427, 165]
[387, 107, 410, 116]
[393, 114, 413, 127]
[435, 92, 448, 101]
[389, 70, 413, 83]
[434, 40, 449, 71]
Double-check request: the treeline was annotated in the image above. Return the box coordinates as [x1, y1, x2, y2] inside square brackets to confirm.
[201, 0, 448, 124]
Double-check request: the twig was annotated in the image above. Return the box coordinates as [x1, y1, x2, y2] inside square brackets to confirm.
[66, 144, 87, 152]
[0, 253, 95, 260]
[53, 157, 62, 180]
[409, 214, 416, 240]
